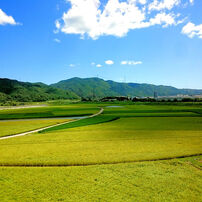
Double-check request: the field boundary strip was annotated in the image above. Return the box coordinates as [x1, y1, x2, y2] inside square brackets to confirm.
[0, 108, 103, 140]
[0, 105, 47, 110]
[0, 153, 201, 167]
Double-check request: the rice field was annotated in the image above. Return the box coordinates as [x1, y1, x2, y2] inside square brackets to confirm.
[0, 116, 201, 166]
[0, 156, 201, 201]
[0, 119, 73, 138]
[0, 102, 201, 201]
[0, 104, 99, 120]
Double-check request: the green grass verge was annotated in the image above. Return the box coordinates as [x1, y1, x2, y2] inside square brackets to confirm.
[0, 156, 201, 201]
[40, 115, 119, 133]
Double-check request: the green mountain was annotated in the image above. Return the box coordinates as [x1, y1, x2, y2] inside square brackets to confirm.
[1, 77, 201, 103]
[51, 77, 202, 98]
[0, 78, 79, 102]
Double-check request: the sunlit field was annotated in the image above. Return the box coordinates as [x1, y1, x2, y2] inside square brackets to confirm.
[0, 119, 73, 138]
[0, 102, 201, 201]
[1, 0, 202, 200]
[0, 104, 99, 120]
[0, 116, 201, 166]
[0, 156, 201, 201]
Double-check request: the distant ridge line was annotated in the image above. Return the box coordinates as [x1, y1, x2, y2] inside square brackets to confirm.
[1, 77, 202, 101]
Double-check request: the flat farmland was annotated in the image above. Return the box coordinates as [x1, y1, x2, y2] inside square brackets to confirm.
[0, 156, 201, 202]
[0, 102, 201, 201]
[0, 116, 201, 166]
[0, 104, 100, 120]
[0, 119, 73, 138]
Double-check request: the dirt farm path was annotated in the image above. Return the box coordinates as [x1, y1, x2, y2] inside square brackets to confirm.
[0, 108, 103, 140]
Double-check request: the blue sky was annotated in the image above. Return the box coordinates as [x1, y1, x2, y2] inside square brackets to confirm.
[0, 0, 202, 89]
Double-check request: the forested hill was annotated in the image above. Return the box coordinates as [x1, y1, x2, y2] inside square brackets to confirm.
[1, 77, 202, 103]
[51, 77, 202, 98]
[0, 78, 79, 102]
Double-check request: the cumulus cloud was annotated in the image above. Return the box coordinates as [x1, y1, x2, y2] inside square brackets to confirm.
[182, 22, 202, 39]
[148, 0, 180, 11]
[138, 0, 147, 5]
[149, 12, 182, 28]
[121, 60, 142, 65]
[69, 64, 75, 67]
[55, 0, 191, 39]
[0, 9, 18, 25]
[105, 60, 114, 65]
[96, 64, 102, 67]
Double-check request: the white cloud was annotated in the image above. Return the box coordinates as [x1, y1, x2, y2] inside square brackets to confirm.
[54, 20, 61, 33]
[69, 64, 75, 67]
[96, 64, 102, 67]
[138, 0, 147, 5]
[0, 9, 18, 25]
[105, 60, 114, 65]
[149, 12, 180, 28]
[148, 0, 180, 11]
[182, 22, 202, 39]
[54, 38, 61, 43]
[121, 60, 142, 65]
[55, 20, 61, 29]
[189, 0, 194, 4]
[121, 61, 128, 65]
[91, 62, 95, 65]
[55, 0, 190, 39]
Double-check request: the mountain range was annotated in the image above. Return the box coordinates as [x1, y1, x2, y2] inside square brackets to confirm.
[0, 77, 202, 102]
[51, 77, 202, 98]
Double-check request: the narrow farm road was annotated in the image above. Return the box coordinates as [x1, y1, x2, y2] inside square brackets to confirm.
[0, 108, 104, 140]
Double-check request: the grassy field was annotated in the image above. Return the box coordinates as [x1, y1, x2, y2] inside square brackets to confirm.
[0, 102, 201, 201]
[0, 156, 201, 201]
[0, 119, 73, 138]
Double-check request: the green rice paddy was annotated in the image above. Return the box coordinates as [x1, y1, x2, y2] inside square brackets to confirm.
[0, 102, 201, 201]
[0, 119, 73, 138]
[40, 115, 119, 133]
[0, 156, 201, 202]
[0, 104, 99, 120]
